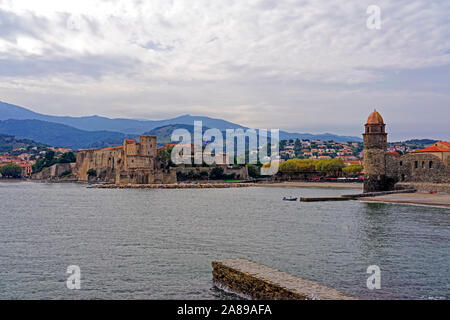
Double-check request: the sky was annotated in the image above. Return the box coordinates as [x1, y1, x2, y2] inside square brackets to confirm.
[0, 0, 449, 140]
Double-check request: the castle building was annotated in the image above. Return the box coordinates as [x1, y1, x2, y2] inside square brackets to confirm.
[363, 110, 450, 193]
[76, 136, 176, 184]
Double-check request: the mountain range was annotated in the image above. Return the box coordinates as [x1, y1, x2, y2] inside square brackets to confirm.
[0, 101, 362, 149]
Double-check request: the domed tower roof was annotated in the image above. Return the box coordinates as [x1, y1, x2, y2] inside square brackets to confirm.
[366, 110, 384, 124]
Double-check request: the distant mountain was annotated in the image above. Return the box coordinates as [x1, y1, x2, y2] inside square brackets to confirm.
[391, 139, 438, 146]
[0, 134, 47, 153]
[0, 100, 362, 142]
[0, 101, 244, 134]
[389, 139, 438, 151]
[278, 131, 362, 143]
[144, 124, 201, 145]
[0, 119, 130, 150]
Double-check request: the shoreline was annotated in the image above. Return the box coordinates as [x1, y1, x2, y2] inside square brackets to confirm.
[3, 180, 449, 208]
[255, 181, 363, 189]
[91, 182, 257, 189]
[357, 193, 450, 208]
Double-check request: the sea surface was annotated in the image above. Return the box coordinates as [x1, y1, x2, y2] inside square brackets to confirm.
[0, 181, 448, 300]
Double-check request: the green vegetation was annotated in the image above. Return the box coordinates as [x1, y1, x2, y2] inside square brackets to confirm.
[209, 167, 224, 180]
[156, 147, 175, 169]
[314, 159, 344, 174]
[32, 151, 77, 173]
[0, 133, 48, 154]
[58, 152, 76, 163]
[0, 163, 22, 178]
[278, 158, 344, 174]
[176, 167, 239, 181]
[247, 164, 260, 178]
[87, 169, 97, 177]
[342, 164, 363, 175]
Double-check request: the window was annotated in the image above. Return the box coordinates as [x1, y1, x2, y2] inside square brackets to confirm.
[414, 161, 418, 168]
[422, 161, 425, 168]
[399, 161, 403, 166]
[429, 161, 433, 169]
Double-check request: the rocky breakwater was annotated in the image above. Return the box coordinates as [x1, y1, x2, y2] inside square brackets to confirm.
[91, 183, 256, 189]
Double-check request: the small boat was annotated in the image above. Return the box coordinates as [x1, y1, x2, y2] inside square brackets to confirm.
[283, 197, 298, 201]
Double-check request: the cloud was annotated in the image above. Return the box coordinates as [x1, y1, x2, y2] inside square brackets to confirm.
[0, 0, 449, 139]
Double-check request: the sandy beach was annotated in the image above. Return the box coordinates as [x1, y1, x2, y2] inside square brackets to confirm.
[358, 192, 450, 208]
[256, 181, 363, 189]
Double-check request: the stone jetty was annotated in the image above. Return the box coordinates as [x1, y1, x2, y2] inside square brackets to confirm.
[90, 183, 256, 189]
[300, 188, 417, 202]
[212, 258, 357, 300]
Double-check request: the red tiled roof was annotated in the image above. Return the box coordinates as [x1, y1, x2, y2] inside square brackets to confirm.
[412, 146, 450, 153]
[366, 110, 384, 124]
[437, 141, 450, 147]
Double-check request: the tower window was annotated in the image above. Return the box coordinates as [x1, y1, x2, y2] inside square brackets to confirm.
[399, 161, 403, 166]
[422, 161, 425, 168]
[429, 161, 433, 169]
[414, 161, 418, 168]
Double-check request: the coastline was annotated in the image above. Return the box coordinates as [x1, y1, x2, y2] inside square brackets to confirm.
[3, 179, 449, 208]
[357, 192, 450, 208]
[255, 181, 363, 189]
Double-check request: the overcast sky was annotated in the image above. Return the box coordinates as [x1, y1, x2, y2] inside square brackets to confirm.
[0, 0, 449, 140]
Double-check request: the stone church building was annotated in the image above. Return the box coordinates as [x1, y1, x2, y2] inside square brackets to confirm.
[363, 110, 450, 193]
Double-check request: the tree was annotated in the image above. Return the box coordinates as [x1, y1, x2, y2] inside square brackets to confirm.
[45, 150, 55, 162]
[279, 159, 315, 172]
[156, 148, 173, 169]
[342, 164, 363, 175]
[32, 158, 46, 173]
[58, 152, 76, 163]
[247, 164, 260, 178]
[209, 167, 224, 180]
[87, 169, 97, 177]
[314, 159, 344, 174]
[0, 163, 22, 178]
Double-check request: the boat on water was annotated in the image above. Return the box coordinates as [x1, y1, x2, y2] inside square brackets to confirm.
[283, 197, 298, 201]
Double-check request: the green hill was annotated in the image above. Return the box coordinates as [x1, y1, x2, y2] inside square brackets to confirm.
[0, 134, 48, 153]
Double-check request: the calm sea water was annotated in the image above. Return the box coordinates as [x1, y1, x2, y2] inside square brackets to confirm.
[0, 181, 448, 300]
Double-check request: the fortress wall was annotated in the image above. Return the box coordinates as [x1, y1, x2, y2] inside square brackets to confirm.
[125, 155, 153, 170]
[139, 136, 157, 157]
[153, 169, 177, 184]
[390, 153, 450, 184]
[76, 148, 121, 182]
[31, 163, 76, 180]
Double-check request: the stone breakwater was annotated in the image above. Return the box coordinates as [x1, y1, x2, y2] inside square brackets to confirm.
[212, 258, 357, 300]
[91, 183, 257, 189]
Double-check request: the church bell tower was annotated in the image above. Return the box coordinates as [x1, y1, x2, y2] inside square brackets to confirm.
[363, 110, 389, 192]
